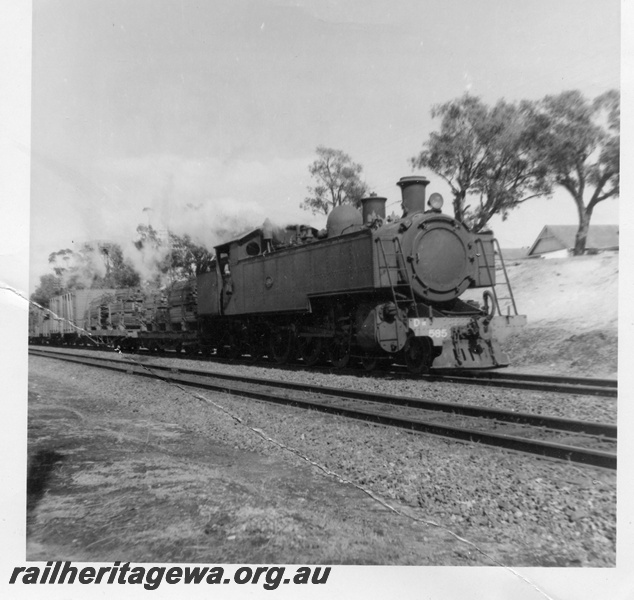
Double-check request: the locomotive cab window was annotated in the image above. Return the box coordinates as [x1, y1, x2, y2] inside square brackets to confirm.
[245, 241, 261, 256]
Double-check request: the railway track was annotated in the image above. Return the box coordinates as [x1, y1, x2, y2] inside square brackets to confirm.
[29, 347, 617, 470]
[29, 342, 617, 397]
[427, 369, 617, 398]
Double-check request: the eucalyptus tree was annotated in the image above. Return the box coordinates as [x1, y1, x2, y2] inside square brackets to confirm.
[528, 89, 619, 255]
[410, 94, 551, 231]
[134, 224, 214, 285]
[300, 146, 369, 215]
[30, 273, 64, 307]
[45, 242, 140, 291]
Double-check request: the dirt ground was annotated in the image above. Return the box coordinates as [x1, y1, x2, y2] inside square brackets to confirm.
[26, 365, 475, 566]
[491, 252, 618, 377]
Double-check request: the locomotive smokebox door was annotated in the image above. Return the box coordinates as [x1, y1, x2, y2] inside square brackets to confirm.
[401, 219, 476, 303]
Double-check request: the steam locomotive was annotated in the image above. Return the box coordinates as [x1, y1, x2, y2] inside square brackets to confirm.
[29, 176, 526, 373]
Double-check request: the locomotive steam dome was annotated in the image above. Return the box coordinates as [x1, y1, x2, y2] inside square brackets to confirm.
[326, 204, 363, 237]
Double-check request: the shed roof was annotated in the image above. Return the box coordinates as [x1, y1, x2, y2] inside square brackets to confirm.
[527, 225, 619, 256]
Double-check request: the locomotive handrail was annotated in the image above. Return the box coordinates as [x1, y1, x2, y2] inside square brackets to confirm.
[474, 237, 500, 315]
[393, 237, 420, 319]
[375, 238, 419, 319]
[474, 237, 519, 316]
[375, 238, 409, 350]
[492, 237, 520, 316]
[375, 238, 398, 305]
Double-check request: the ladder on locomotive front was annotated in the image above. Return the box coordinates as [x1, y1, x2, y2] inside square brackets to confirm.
[474, 237, 519, 316]
[375, 237, 420, 318]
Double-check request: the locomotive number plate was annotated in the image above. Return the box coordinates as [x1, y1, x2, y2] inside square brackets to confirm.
[408, 318, 449, 346]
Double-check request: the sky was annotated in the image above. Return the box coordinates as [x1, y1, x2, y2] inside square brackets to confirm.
[28, 0, 621, 291]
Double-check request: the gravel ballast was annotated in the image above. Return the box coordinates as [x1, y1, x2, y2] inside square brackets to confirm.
[28, 353, 616, 566]
[38, 346, 619, 424]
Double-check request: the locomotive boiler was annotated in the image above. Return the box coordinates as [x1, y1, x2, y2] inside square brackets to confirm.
[196, 176, 525, 372]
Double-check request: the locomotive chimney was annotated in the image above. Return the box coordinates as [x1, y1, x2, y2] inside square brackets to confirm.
[262, 218, 274, 252]
[397, 176, 430, 217]
[262, 218, 274, 241]
[361, 195, 387, 225]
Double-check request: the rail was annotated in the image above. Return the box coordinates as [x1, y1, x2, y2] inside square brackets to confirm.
[30, 347, 617, 469]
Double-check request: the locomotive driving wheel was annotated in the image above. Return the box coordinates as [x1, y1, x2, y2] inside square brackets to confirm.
[298, 335, 323, 367]
[225, 328, 243, 360]
[200, 344, 215, 358]
[360, 354, 379, 372]
[329, 331, 351, 369]
[245, 328, 267, 363]
[183, 343, 199, 356]
[217, 324, 243, 359]
[269, 327, 296, 364]
[403, 337, 433, 374]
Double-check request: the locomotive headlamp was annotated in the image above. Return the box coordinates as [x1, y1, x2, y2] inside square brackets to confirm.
[428, 193, 444, 211]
